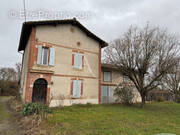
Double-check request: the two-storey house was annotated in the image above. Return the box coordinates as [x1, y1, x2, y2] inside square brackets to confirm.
[18, 18, 107, 106]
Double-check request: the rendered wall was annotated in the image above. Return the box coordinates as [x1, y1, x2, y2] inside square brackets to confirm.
[32, 24, 100, 106]
[101, 69, 141, 102]
[20, 38, 30, 101]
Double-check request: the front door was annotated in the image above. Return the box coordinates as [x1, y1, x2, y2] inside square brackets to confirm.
[32, 78, 47, 103]
[101, 86, 114, 104]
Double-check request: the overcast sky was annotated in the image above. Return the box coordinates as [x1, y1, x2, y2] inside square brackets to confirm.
[1, 0, 180, 67]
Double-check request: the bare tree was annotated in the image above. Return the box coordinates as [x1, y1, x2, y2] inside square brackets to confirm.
[0, 67, 17, 81]
[104, 25, 180, 107]
[161, 64, 180, 102]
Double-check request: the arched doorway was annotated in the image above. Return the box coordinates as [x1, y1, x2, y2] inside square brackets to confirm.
[32, 78, 48, 103]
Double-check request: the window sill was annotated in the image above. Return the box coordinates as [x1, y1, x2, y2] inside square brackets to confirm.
[72, 67, 84, 71]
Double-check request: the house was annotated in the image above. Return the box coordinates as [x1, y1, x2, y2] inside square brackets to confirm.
[18, 18, 141, 107]
[101, 63, 141, 103]
[18, 18, 108, 106]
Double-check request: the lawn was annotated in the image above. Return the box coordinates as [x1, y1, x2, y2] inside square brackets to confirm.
[42, 102, 180, 135]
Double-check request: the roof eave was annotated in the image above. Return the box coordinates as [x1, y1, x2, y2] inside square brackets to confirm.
[18, 19, 108, 52]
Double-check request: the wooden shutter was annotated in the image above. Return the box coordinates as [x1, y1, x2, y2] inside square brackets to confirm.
[77, 80, 81, 97]
[109, 86, 114, 103]
[72, 80, 77, 98]
[72, 80, 81, 98]
[49, 48, 55, 66]
[37, 45, 42, 64]
[101, 86, 108, 103]
[74, 53, 79, 69]
[78, 53, 82, 69]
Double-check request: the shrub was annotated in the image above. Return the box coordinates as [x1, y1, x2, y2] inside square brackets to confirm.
[114, 86, 135, 105]
[156, 96, 165, 102]
[176, 97, 180, 103]
[22, 102, 52, 116]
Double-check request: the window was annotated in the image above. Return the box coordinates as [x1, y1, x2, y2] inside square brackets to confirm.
[42, 47, 49, 65]
[73, 52, 84, 69]
[103, 71, 111, 82]
[123, 75, 130, 83]
[37, 45, 55, 66]
[72, 80, 82, 98]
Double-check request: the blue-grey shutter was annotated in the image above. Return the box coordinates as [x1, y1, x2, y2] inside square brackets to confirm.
[37, 45, 42, 64]
[74, 53, 79, 69]
[72, 80, 77, 98]
[78, 54, 82, 69]
[101, 86, 108, 103]
[77, 80, 81, 97]
[109, 86, 114, 103]
[49, 48, 55, 66]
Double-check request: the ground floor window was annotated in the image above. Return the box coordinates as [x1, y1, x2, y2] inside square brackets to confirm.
[72, 79, 83, 98]
[101, 86, 114, 103]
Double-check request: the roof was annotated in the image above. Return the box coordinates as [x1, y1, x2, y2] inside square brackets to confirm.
[18, 18, 108, 51]
[101, 63, 118, 70]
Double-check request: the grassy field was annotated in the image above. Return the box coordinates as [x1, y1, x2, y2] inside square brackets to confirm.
[42, 102, 180, 135]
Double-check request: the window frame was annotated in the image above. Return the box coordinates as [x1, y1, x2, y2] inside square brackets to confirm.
[123, 75, 130, 83]
[72, 52, 84, 70]
[71, 78, 83, 98]
[103, 71, 112, 82]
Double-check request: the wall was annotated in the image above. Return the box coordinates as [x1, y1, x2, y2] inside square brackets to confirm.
[24, 24, 101, 106]
[20, 37, 30, 101]
[101, 68, 141, 102]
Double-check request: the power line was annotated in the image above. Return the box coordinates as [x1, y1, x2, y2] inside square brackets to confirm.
[23, 0, 26, 22]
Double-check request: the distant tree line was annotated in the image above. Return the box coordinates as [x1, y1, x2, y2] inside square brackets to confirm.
[0, 63, 21, 96]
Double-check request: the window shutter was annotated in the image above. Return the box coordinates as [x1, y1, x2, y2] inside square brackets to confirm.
[74, 53, 82, 69]
[74, 53, 79, 69]
[72, 80, 77, 98]
[78, 53, 82, 69]
[49, 48, 55, 66]
[77, 80, 81, 97]
[37, 45, 42, 64]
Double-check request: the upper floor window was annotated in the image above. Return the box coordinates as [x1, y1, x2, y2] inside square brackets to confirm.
[37, 45, 55, 66]
[42, 47, 49, 65]
[103, 71, 111, 82]
[123, 75, 130, 83]
[73, 52, 84, 69]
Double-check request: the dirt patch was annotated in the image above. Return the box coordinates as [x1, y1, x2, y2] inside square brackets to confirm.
[0, 97, 18, 135]
[8, 97, 50, 135]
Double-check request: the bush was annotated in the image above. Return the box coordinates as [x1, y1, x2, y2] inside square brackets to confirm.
[114, 86, 135, 105]
[156, 96, 165, 102]
[176, 98, 180, 103]
[22, 102, 52, 116]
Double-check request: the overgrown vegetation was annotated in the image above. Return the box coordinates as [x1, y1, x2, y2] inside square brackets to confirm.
[114, 86, 135, 105]
[22, 102, 52, 116]
[0, 63, 21, 96]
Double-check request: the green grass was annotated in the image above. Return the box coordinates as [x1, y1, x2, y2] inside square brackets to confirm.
[0, 97, 10, 122]
[43, 102, 180, 135]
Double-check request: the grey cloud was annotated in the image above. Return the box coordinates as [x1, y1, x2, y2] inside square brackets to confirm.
[0, 0, 180, 67]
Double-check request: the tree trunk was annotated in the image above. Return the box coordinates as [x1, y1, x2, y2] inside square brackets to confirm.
[141, 93, 146, 108]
